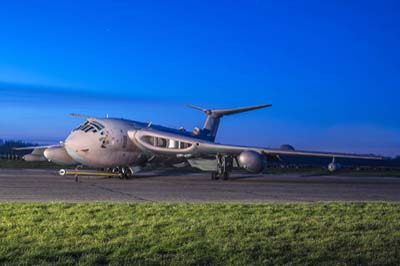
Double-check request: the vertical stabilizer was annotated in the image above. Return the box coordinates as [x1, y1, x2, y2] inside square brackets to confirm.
[188, 104, 272, 142]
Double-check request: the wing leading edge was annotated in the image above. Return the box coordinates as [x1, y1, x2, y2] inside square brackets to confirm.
[13, 144, 61, 155]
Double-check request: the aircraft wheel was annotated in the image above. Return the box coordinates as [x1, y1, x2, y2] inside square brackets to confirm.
[112, 167, 124, 179]
[125, 168, 133, 179]
[121, 167, 127, 179]
[121, 167, 133, 179]
[112, 167, 119, 173]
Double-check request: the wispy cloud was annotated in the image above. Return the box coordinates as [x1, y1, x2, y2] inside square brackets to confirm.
[0, 81, 180, 107]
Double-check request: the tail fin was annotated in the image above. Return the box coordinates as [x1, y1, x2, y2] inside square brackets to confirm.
[188, 104, 272, 142]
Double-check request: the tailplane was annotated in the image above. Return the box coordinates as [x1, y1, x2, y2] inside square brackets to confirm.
[188, 103, 272, 142]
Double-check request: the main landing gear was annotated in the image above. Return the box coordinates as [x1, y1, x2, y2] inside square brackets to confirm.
[211, 154, 234, 180]
[108, 167, 134, 179]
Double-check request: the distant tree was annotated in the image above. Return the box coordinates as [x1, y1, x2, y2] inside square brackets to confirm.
[0, 140, 37, 155]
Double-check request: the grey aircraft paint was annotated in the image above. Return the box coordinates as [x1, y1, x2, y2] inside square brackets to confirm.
[15, 104, 382, 179]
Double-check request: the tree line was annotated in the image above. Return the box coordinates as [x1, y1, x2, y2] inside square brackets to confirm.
[0, 139, 37, 155]
[0, 138, 399, 163]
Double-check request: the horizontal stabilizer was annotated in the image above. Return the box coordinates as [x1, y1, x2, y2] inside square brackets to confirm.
[188, 104, 272, 118]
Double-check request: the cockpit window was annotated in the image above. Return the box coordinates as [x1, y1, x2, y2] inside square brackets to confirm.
[91, 124, 101, 130]
[84, 126, 94, 133]
[91, 121, 105, 130]
[74, 121, 89, 131]
[81, 125, 91, 131]
[73, 121, 105, 133]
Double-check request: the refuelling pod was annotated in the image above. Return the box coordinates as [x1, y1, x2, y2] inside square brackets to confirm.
[238, 150, 266, 173]
[328, 162, 342, 172]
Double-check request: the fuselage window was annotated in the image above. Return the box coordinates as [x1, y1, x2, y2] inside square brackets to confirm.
[142, 136, 155, 146]
[140, 135, 192, 150]
[156, 138, 167, 148]
[168, 140, 179, 149]
[180, 142, 190, 149]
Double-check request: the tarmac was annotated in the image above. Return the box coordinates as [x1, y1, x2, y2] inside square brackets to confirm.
[0, 168, 399, 202]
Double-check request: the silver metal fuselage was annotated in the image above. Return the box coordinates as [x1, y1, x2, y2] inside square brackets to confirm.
[64, 118, 196, 168]
[17, 104, 383, 176]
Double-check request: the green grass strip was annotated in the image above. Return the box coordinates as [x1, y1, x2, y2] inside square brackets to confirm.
[0, 202, 399, 266]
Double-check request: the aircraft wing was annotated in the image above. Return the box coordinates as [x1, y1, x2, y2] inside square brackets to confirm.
[13, 145, 61, 155]
[195, 142, 383, 160]
[128, 128, 382, 160]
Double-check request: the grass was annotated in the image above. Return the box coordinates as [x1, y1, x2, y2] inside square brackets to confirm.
[0, 203, 399, 266]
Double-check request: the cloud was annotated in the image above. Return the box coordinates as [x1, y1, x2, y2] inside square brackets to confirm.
[0, 81, 180, 107]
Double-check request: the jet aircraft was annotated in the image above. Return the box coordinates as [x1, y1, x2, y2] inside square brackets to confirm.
[16, 104, 382, 179]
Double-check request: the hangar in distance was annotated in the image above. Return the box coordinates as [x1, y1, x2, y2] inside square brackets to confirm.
[16, 104, 382, 179]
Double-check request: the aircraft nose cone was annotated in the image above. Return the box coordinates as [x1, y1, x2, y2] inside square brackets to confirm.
[65, 132, 82, 152]
[64, 131, 92, 163]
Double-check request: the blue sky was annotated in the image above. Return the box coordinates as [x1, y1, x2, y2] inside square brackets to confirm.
[0, 0, 399, 156]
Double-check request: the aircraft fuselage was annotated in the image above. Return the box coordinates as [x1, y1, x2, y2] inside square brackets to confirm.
[64, 118, 197, 168]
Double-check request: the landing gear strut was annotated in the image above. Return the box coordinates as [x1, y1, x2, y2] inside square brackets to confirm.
[211, 154, 233, 180]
